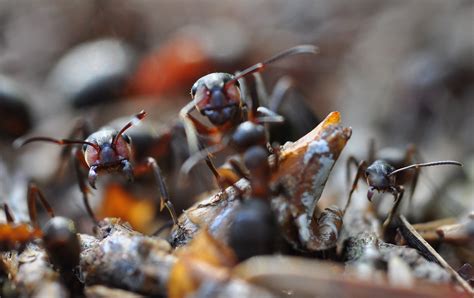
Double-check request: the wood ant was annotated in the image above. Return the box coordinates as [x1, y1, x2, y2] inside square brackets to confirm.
[0, 183, 54, 251]
[179, 44, 318, 154]
[1, 183, 83, 295]
[226, 127, 279, 261]
[16, 111, 178, 226]
[179, 45, 319, 191]
[343, 142, 462, 233]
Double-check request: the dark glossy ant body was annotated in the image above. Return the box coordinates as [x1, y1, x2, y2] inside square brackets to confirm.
[17, 111, 177, 226]
[179, 45, 319, 191]
[344, 143, 462, 232]
[225, 124, 279, 261]
[180, 45, 318, 154]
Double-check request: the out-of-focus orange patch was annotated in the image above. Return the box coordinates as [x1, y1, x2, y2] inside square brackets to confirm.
[99, 184, 156, 233]
[168, 229, 237, 298]
[0, 223, 42, 250]
[127, 35, 213, 98]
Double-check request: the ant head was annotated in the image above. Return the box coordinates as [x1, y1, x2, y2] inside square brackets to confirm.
[365, 160, 396, 191]
[231, 121, 266, 153]
[191, 73, 242, 126]
[16, 111, 146, 189]
[84, 111, 145, 188]
[82, 128, 132, 168]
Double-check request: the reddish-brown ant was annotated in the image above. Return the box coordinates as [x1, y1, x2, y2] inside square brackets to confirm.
[0, 183, 55, 251]
[16, 111, 178, 226]
[1, 183, 83, 295]
[179, 45, 318, 154]
[343, 143, 462, 232]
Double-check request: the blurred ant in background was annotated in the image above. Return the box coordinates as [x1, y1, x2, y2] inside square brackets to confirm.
[0, 182, 55, 251]
[343, 140, 462, 233]
[16, 111, 178, 226]
[0, 75, 33, 140]
[0, 184, 82, 295]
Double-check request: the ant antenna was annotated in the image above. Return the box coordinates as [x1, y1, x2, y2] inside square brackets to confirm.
[112, 110, 147, 148]
[224, 45, 319, 88]
[388, 160, 462, 177]
[15, 137, 101, 152]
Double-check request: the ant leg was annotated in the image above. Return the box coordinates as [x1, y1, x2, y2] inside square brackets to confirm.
[180, 102, 218, 154]
[407, 167, 420, 214]
[404, 144, 419, 211]
[145, 157, 178, 226]
[152, 220, 174, 236]
[343, 160, 367, 215]
[382, 186, 405, 233]
[238, 77, 255, 120]
[268, 76, 294, 113]
[204, 156, 228, 190]
[253, 73, 269, 108]
[368, 138, 376, 163]
[346, 155, 360, 186]
[256, 107, 285, 123]
[228, 158, 249, 180]
[206, 157, 245, 197]
[72, 147, 98, 224]
[55, 119, 92, 180]
[3, 203, 15, 223]
[27, 182, 55, 228]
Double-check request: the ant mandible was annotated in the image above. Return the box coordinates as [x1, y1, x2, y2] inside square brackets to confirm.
[343, 145, 462, 233]
[179, 45, 318, 154]
[16, 111, 177, 226]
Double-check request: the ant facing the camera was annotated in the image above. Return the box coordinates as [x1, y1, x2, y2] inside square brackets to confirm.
[179, 45, 318, 154]
[17, 111, 178, 226]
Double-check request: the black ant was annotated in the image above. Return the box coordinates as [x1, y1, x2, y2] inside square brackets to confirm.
[179, 45, 319, 191]
[179, 45, 318, 154]
[343, 142, 462, 232]
[16, 111, 178, 226]
[220, 122, 279, 261]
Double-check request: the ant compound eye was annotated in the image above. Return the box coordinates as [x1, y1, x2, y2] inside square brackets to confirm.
[226, 84, 241, 102]
[191, 82, 198, 97]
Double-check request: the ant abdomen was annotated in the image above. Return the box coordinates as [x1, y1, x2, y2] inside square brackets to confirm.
[229, 198, 279, 262]
[42, 217, 81, 272]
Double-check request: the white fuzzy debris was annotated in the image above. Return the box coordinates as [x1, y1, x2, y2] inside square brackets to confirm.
[388, 256, 414, 287]
[301, 191, 313, 212]
[304, 140, 329, 165]
[296, 214, 311, 243]
[306, 156, 335, 216]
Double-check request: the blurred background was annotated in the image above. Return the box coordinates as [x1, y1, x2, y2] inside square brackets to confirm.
[0, 0, 472, 235]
